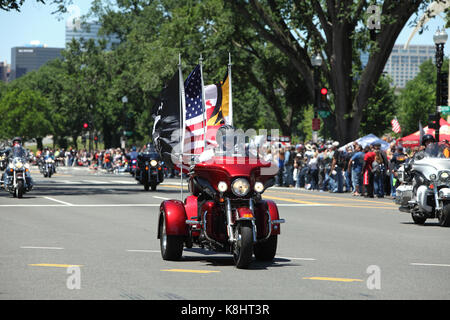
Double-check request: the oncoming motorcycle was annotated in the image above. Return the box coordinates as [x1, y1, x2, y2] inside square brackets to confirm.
[3, 147, 33, 198]
[396, 142, 450, 227]
[157, 140, 285, 269]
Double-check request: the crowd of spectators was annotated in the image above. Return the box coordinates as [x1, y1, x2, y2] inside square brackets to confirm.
[269, 137, 411, 199]
[32, 147, 145, 173]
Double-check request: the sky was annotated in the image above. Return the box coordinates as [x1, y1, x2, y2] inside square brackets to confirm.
[0, 1, 449, 64]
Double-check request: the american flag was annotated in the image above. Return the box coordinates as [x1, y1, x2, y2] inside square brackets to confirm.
[391, 117, 401, 133]
[184, 64, 206, 155]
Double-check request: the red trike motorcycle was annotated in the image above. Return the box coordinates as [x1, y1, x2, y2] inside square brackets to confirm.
[157, 150, 285, 269]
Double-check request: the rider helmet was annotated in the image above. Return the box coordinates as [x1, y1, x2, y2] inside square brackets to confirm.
[421, 134, 435, 146]
[12, 137, 22, 146]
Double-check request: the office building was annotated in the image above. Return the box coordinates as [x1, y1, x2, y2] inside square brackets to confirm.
[383, 44, 435, 88]
[10, 45, 63, 80]
[65, 18, 120, 49]
[0, 61, 9, 82]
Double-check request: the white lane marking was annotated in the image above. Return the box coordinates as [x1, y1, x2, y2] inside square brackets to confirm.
[153, 196, 170, 200]
[59, 180, 81, 184]
[410, 263, 450, 267]
[43, 196, 73, 206]
[276, 204, 330, 207]
[1, 203, 160, 207]
[111, 180, 135, 184]
[20, 246, 64, 250]
[126, 249, 160, 253]
[82, 180, 106, 184]
[277, 256, 316, 261]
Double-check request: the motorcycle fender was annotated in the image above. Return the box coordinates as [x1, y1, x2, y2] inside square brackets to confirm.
[438, 188, 450, 199]
[158, 200, 188, 238]
[416, 185, 433, 213]
[255, 200, 281, 236]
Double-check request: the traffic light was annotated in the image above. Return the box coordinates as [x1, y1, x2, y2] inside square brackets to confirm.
[320, 87, 328, 101]
[440, 72, 448, 106]
[428, 113, 440, 130]
[312, 118, 321, 131]
[83, 123, 88, 129]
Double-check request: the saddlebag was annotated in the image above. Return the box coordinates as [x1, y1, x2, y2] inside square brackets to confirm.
[395, 184, 413, 206]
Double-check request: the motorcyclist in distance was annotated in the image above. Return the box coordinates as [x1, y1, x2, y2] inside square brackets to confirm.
[0, 137, 33, 189]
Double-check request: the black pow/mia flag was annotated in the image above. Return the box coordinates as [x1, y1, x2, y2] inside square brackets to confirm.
[151, 70, 182, 168]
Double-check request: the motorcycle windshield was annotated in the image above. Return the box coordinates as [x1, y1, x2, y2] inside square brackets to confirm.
[12, 146, 27, 159]
[418, 142, 450, 159]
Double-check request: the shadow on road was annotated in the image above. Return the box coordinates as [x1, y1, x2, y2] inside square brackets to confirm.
[182, 248, 301, 270]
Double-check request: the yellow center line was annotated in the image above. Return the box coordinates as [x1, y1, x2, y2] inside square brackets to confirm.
[303, 277, 363, 282]
[161, 269, 220, 274]
[29, 264, 83, 268]
[263, 195, 322, 205]
[265, 190, 397, 206]
[263, 195, 395, 209]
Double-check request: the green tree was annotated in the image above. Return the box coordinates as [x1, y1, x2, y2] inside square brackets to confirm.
[397, 59, 441, 136]
[0, 88, 53, 148]
[227, 0, 430, 143]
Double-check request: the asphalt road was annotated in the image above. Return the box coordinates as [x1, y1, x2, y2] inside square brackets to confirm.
[1, 166, 449, 300]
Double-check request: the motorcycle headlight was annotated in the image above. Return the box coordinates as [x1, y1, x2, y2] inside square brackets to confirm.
[232, 178, 250, 197]
[150, 160, 158, 167]
[440, 171, 450, 180]
[217, 181, 228, 192]
[429, 174, 437, 181]
[15, 161, 23, 169]
[254, 182, 264, 193]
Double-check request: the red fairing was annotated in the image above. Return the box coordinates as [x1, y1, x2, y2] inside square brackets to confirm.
[255, 200, 281, 236]
[160, 200, 188, 236]
[193, 156, 277, 192]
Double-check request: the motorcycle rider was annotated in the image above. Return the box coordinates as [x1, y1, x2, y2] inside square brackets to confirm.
[42, 147, 56, 175]
[0, 137, 33, 189]
[414, 134, 436, 160]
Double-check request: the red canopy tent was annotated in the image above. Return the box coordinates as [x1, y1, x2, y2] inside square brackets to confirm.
[397, 118, 450, 148]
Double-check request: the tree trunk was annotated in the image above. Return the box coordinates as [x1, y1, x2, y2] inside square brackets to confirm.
[36, 137, 43, 151]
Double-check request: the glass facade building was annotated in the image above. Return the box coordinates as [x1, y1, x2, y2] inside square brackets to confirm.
[10, 46, 63, 80]
[65, 18, 120, 49]
[384, 44, 435, 88]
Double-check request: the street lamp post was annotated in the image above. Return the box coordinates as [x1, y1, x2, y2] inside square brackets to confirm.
[121, 96, 128, 149]
[311, 53, 323, 143]
[433, 27, 448, 143]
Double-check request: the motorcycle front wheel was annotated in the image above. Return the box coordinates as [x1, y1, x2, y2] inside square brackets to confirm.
[439, 203, 450, 227]
[17, 180, 24, 198]
[233, 221, 254, 269]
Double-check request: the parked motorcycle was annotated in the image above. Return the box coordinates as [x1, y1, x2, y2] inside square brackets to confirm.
[135, 151, 164, 191]
[157, 146, 285, 269]
[396, 142, 450, 227]
[3, 147, 33, 198]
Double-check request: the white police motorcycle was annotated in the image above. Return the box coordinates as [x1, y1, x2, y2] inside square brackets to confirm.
[396, 142, 450, 227]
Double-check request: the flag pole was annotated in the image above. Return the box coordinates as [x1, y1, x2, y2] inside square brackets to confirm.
[228, 52, 233, 126]
[178, 53, 185, 200]
[199, 54, 208, 150]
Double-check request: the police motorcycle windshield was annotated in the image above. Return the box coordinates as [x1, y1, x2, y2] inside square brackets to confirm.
[12, 146, 27, 159]
[416, 142, 450, 159]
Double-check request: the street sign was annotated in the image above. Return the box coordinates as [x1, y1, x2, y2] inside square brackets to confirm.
[438, 105, 450, 113]
[318, 110, 331, 118]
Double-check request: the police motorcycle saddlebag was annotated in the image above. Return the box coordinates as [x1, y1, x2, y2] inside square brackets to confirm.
[395, 184, 413, 206]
